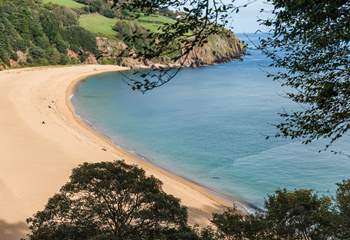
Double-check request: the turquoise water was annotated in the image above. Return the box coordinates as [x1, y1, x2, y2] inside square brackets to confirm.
[73, 34, 350, 208]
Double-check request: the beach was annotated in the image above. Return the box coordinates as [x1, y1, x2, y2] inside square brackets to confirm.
[0, 65, 234, 239]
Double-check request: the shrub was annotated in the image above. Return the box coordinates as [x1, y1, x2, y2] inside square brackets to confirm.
[211, 180, 350, 240]
[62, 25, 98, 55]
[113, 20, 151, 54]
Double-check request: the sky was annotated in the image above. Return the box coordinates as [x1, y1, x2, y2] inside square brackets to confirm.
[228, 0, 273, 33]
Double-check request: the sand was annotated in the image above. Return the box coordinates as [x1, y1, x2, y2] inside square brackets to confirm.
[0, 65, 235, 239]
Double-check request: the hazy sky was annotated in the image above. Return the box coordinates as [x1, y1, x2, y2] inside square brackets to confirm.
[228, 0, 272, 33]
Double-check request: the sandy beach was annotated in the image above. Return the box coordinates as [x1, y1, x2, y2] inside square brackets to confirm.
[0, 65, 235, 240]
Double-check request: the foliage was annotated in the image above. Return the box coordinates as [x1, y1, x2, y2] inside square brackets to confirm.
[43, 0, 85, 9]
[79, 13, 117, 38]
[77, 10, 178, 58]
[136, 14, 176, 32]
[26, 160, 191, 240]
[49, 4, 80, 26]
[0, 0, 97, 67]
[260, 1, 350, 148]
[210, 180, 350, 240]
[62, 25, 98, 55]
[109, 0, 246, 91]
[334, 180, 350, 239]
[25, 159, 350, 240]
[0, 0, 242, 71]
[113, 20, 150, 54]
[76, 0, 116, 18]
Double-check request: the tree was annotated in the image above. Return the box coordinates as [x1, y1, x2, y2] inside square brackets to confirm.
[210, 179, 350, 240]
[260, 1, 350, 148]
[26, 160, 190, 240]
[334, 180, 350, 239]
[0, 0, 99, 66]
[25, 160, 350, 240]
[110, 0, 249, 92]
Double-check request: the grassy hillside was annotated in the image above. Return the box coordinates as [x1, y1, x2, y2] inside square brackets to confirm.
[42, 0, 84, 9]
[137, 14, 175, 32]
[79, 13, 117, 38]
[78, 12, 176, 38]
[42, 1, 181, 37]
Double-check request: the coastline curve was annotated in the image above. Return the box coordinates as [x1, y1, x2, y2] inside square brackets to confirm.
[0, 65, 245, 238]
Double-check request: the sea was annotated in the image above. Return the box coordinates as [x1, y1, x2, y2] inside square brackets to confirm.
[72, 33, 350, 208]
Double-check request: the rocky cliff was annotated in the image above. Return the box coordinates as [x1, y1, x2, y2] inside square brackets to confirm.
[2, 33, 244, 71]
[178, 34, 244, 67]
[96, 33, 244, 69]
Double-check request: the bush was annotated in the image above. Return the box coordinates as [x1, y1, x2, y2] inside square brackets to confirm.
[46, 47, 61, 64]
[113, 20, 152, 54]
[62, 26, 98, 55]
[51, 6, 78, 27]
[211, 180, 350, 240]
[59, 53, 70, 65]
[29, 46, 45, 59]
[100, 7, 115, 18]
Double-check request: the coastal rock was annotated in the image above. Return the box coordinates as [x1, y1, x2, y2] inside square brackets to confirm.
[0, 64, 6, 71]
[7, 51, 28, 68]
[67, 49, 79, 59]
[94, 33, 244, 69]
[84, 54, 98, 64]
[178, 34, 244, 67]
[120, 57, 150, 69]
[9, 59, 19, 68]
[96, 37, 128, 58]
[16, 51, 27, 63]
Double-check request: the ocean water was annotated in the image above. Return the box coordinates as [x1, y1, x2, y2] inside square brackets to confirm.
[72, 34, 350, 208]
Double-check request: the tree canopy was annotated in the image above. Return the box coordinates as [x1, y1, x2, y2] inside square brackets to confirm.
[260, 0, 350, 148]
[24, 159, 350, 240]
[210, 179, 350, 240]
[26, 161, 192, 240]
[0, 0, 97, 67]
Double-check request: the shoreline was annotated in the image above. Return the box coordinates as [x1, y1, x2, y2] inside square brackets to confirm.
[66, 70, 248, 212]
[0, 65, 245, 239]
[71, 107, 253, 213]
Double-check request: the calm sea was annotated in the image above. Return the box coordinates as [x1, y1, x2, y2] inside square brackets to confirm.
[72, 33, 350, 208]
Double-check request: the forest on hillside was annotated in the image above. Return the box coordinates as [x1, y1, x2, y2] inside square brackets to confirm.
[0, 0, 243, 69]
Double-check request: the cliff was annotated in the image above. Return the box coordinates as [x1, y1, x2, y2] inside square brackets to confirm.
[96, 33, 244, 69]
[179, 34, 244, 67]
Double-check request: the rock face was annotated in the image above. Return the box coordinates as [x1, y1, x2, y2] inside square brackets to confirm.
[96, 37, 128, 58]
[179, 34, 243, 67]
[7, 51, 28, 68]
[84, 54, 98, 64]
[67, 49, 79, 59]
[96, 33, 244, 69]
[16, 51, 28, 64]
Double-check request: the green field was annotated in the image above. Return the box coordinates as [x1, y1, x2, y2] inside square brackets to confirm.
[137, 14, 175, 32]
[42, 0, 85, 9]
[79, 14, 117, 38]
